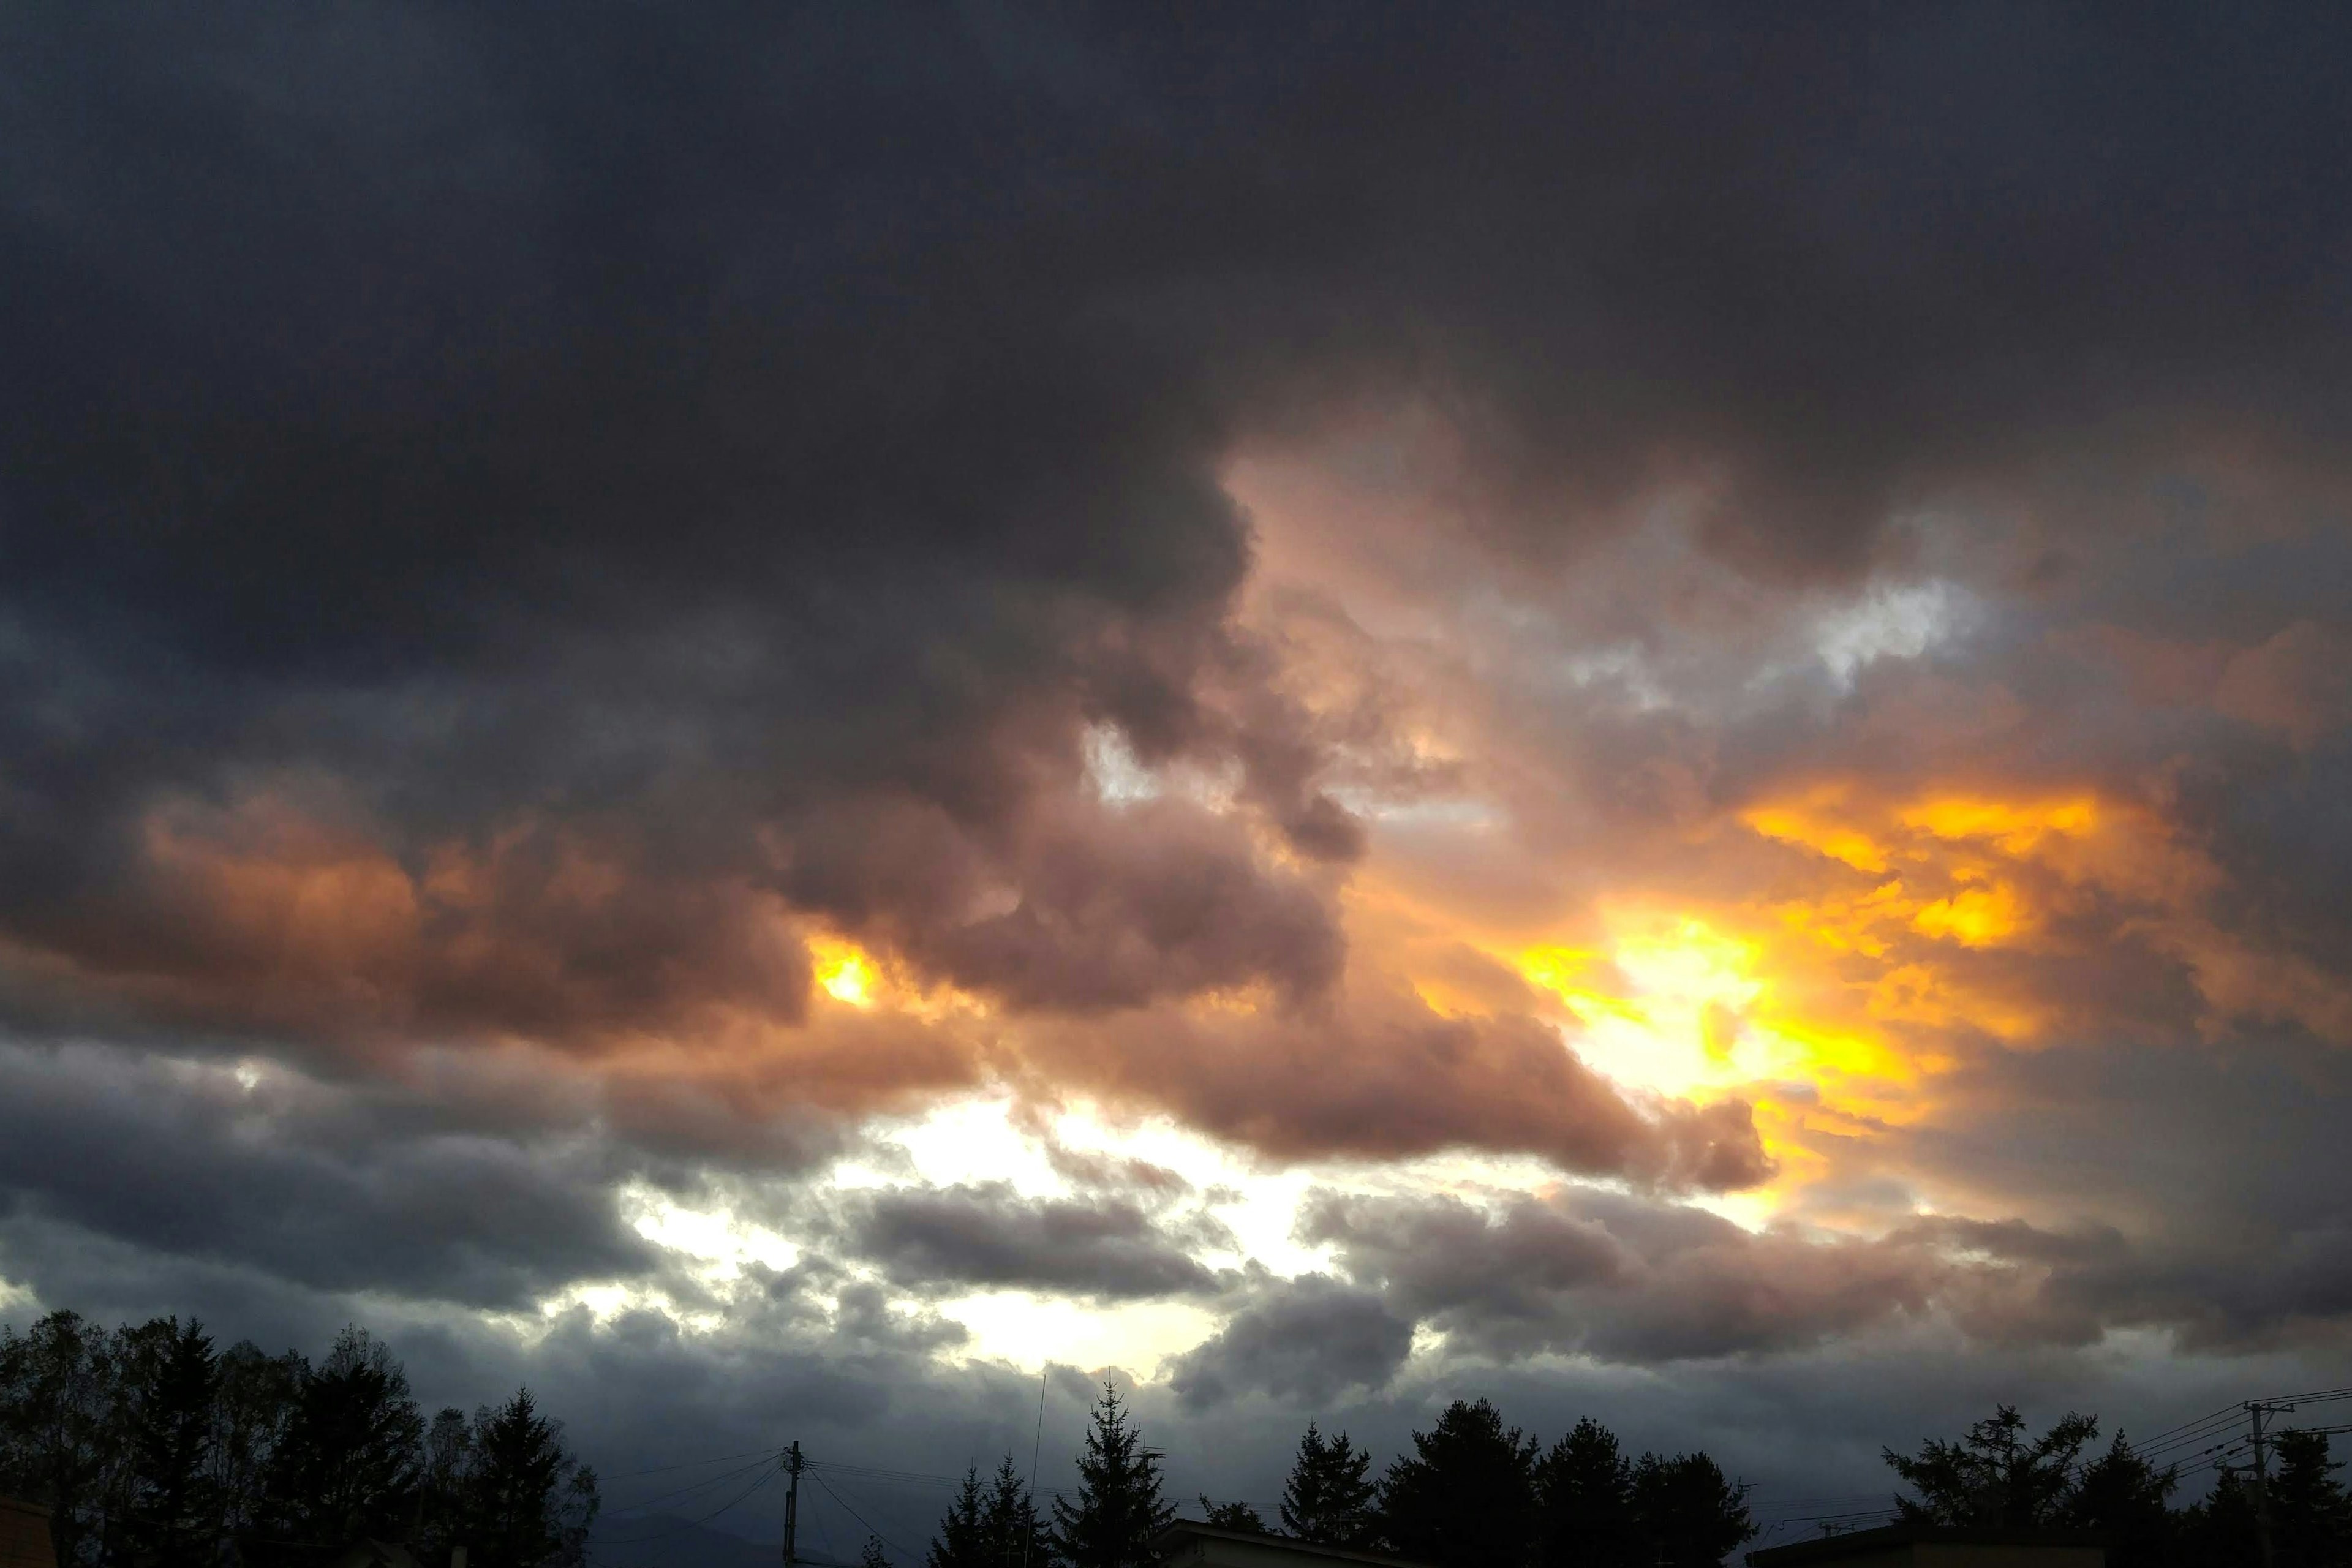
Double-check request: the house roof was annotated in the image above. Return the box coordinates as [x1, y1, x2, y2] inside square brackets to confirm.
[1153, 1520, 1431, 1568]
[0, 1499, 56, 1568]
[1749, 1524, 2106, 1568]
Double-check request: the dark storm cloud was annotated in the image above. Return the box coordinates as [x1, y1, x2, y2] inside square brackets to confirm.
[1886, 1038, 2352, 1351]
[1027, 1000, 1773, 1191]
[7, 0, 2352, 1060]
[843, 1180, 1228, 1300]
[1299, 1189, 1942, 1364]
[0, 1041, 658, 1308]
[7, 1, 2352, 1472]
[1167, 1272, 1415, 1411]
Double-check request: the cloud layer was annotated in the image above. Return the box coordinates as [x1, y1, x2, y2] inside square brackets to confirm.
[3, 1, 2351, 1537]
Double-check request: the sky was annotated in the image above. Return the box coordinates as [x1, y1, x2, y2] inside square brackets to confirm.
[4, 1, 2352, 1556]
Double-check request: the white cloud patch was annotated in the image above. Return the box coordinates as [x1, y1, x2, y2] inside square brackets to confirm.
[1812, 581, 1977, 687]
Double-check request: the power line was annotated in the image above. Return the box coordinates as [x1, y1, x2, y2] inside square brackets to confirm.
[609, 1455, 782, 1517]
[606, 1447, 786, 1480]
[810, 1463, 922, 1563]
[2135, 1404, 2246, 1450]
[808, 1458, 1083, 1503]
[600, 1459, 783, 1547]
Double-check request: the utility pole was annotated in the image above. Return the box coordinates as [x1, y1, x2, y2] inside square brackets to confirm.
[2247, 1401, 2291, 1568]
[784, 1441, 805, 1568]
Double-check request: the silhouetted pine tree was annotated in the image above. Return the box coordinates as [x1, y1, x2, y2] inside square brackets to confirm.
[2174, 1466, 2260, 1568]
[1886, 1405, 2098, 1528]
[1050, 1383, 1174, 1568]
[262, 1326, 424, 1554]
[115, 1316, 220, 1566]
[863, 1536, 895, 1568]
[1629, 1451, 1754, 1568]
[1536, 1418, 1636, 1568]
[1377, 1398, 1539, 1568]
[422, 1387, 598, 1568]
[2060, 1433, 2177, 1568]
[982, 1455, 1049, 1568]
[2272, 1430, 2352, 1568]
[932, 1466, 992, 1568]
[1280, 1423, 1377, 1547]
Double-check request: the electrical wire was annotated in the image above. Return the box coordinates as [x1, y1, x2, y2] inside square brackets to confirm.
[598, 1458, 782, 1547]
[810, 1464, 923, 1563]
[603, 1446, 783, 1480]
[608, 1453, 781, 1517]
[810, 1458, 1083, 1502]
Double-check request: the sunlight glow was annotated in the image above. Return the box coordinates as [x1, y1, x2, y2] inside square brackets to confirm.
[812, 936, 878, 1007]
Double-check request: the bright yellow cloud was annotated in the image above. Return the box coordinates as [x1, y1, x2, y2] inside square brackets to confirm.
[810, 935, 878, 1008]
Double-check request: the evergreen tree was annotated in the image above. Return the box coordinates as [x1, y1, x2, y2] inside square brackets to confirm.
[2271, 1430, 2351, 1568]
[981, 1456, 1049, 1568]
[1629, 1452, 1754, 1568]
[2060, 1433, 2177, 1568]
[863, 1538, 895, 1568]
[263, 1325, 425, 1550]
[2174, 1468, 2260, 1568]
[932, 1466, 991, 1568]
[1050, 1382, 1175, 1568]
[429, 1388, 599, 1568]
[418, 1404, 475, 1558]
[1378, 1398, 1539, 1568]
[1536, 1419, 1636, 1568]
[115, 1316, 220, 1567]
[1281, 1424, 1378, 1547]
[0, 1305, 601, 1567]
[1197, 1496, 1265, 1531]
[1886, 1406, 2100, 1529]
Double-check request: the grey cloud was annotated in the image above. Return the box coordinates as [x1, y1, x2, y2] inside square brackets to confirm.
[1167, 1272, 1415, 1411]
[898, 801, 1344, 1013]
[1028, 997, 1773, 1191]
[7, 0, 2352, 1066]
[0, 1040, 658, 1308]
[843, 1181, 1228, 1301]
[1303, 1189, 1939, 1363]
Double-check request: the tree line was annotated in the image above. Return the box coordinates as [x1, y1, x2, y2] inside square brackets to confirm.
[1883, 1405, 2350, 1568]
[935, 1393, 2350, 1568]
[0, 1309, 598, 1568]
[924, 1385, 1755, 1568]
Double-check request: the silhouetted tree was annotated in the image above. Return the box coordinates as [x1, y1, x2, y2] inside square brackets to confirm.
[2, 1305, 605, 1567]
[863, 1536, 895, 1568]
[263, 1326, 424, 1551]
[982, 1455, 1049, 1568]
[1281, 1423, 1378, 1547]
[0, 1310, 116, 1566]
[1887, 1405, 2100, 1528]
[418, 1388, 598, 1568]
[2060, 1433, 2177, 1568]
[1631, 1452, 1754, 1568]
[1378, 1398, 1539, 1568]
[114, 1316, 219, 1566]
[1051, 1382, 1174, 1568]
[1198, 1496, 1265, 1531]
[932, 1466, 992, 1568]
[1536, 1418, 1637, 1568]
[2272, 1430, 2351, 1568]
[2175, 1467, 2260, 1568]
[205, 1340, 303, 1552]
